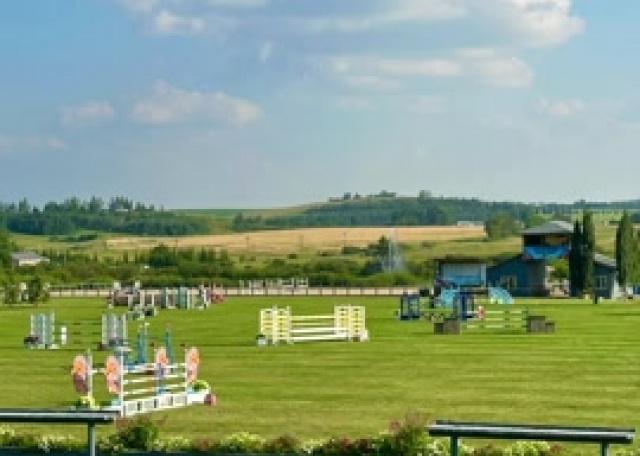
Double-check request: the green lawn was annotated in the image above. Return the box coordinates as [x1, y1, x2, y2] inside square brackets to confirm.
[0, 297, 639, 450]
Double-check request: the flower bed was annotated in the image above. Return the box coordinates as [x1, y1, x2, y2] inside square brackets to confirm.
[0, 420, 638, 456]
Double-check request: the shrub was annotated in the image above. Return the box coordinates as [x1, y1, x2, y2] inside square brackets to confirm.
[216, 432, 266, 453]
[388, 412, 434, 455]
[74, 395, 96, 409]
[113, 416, 161, 451]
[264, 434, 300, 454]
[313, 437, 359, 455]
[341, 246, 363, 255]
[151, 435, 192, 453]
[472, 444, 507, 456]
[191, 379, 211, 392]
[0, 425, 16, 446]
[36, 434, 83, 454]
[614, 450, 640, 456]
[301, 438, 326, 455]
[503, 441, 554, 456]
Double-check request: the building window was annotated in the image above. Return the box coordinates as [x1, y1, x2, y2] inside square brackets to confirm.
[500, 276, 517, 290]
[595, 275, 608, 290]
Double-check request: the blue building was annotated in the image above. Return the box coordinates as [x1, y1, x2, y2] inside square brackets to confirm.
[485, 221, 621, 298]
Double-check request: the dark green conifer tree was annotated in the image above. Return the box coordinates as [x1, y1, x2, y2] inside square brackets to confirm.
[615, 211, 636, 289]
[582, 212, 596, 294]
[569, 220, 583, 297]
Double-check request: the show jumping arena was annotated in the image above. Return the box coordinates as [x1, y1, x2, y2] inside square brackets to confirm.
[1, 295, 640, 442]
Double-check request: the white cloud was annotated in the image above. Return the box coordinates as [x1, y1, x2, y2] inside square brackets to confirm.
[118, 0, 157, 13]
[258, 41, 273, 63]
[114, 0, 584, 50]
[132, 80, 261, 126]
[344, 75, 403, 92]
[322, 50, 531, 90]
[60, 101, 115, 127]
[536, 98, 585, 117]
[387, 0, 468, 22]
[362, 57, 462, 77]
[153, 10, 205, 35]
[300, 0, 467, 32]
[0, 134, 66, 155]
[119, 0, 267, 13]
[495, 0, 585, 47]
[458, 48, 534, 88]
[323, 56, 461, 91]
[207, 0, 268, 7]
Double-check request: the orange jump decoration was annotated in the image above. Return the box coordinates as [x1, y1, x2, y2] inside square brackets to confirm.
[155, 347, 169, 378]
[104, 356, 121, 395]
[186, 347, 200, 385]
[71, 355, 89, 395]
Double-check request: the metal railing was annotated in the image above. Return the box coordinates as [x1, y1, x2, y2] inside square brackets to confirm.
[428, 420, 635, 456]
[0, 409, 119, 456]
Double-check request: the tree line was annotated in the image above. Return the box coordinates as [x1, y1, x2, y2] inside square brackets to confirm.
[0, 236, 432, 291]
[232, 193, 640, 232]
[232, 196, 539, 230]
[0, 197, 210, 236]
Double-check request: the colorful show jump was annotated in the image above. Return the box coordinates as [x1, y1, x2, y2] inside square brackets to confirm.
[71, 346, 213, 417]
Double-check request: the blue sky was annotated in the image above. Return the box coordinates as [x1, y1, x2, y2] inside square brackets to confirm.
[0, 0, 638, 208]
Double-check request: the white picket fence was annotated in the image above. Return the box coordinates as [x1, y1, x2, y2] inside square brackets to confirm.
[51, 286, 418, 298]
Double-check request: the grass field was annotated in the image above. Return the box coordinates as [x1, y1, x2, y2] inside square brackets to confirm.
[1, 296, 639, 451]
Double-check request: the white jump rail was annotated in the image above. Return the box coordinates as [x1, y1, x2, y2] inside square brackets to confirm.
[463, 309, 528, 331]
[259, 305, 368, 344]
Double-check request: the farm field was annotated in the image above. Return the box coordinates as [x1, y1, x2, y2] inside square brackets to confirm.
[10, 223, 621, 263]
[104, 226, 486, 254]
[1, 296, 639, 451]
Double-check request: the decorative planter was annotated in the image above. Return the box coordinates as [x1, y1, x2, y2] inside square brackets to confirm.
[434, 318, 460, 335]
[526, 316, 547, 333]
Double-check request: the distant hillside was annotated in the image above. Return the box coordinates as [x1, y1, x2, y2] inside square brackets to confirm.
[5, 194, 639, 236]
[230, 194, 640, 231]
[231, 196, 532, 230]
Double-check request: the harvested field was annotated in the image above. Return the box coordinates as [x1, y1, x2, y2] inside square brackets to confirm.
[105, 226, 486, 253]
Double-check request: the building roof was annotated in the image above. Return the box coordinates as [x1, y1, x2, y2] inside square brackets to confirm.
[489, 253, 617, 270]
[435, 256, 488, 264]
[11, 252, 48, 262]
[522, 220, 574, 236]
[594, 253, 617, 269]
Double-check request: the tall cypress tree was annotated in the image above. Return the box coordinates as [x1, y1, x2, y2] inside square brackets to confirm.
[615, 211, 635, 289]
[569, 220, 583, 297]
[582, 211, 596, 295]
[633, 229, 640, 286]
[0, 229, 10, 268]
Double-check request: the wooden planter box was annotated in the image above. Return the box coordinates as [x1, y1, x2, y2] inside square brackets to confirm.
[434, 318, 460, 335]
[526, 316, 547, 333]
